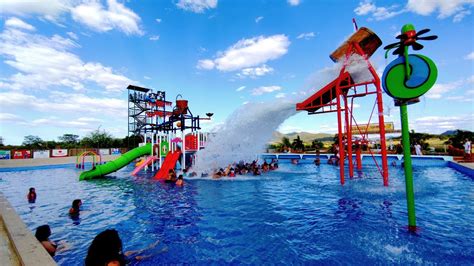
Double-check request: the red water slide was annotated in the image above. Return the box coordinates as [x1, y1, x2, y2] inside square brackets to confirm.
[153, 151, 181, 180]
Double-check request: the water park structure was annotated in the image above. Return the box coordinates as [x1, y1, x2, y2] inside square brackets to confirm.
[79, 85, 210, 180]
[296, 25, 389, 186]
[1, 10, 473, 264]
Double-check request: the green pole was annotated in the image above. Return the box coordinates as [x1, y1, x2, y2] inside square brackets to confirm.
[400, 103, 416, 230]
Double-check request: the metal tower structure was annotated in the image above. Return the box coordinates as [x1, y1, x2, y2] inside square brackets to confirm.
[296, 27, 389, 186]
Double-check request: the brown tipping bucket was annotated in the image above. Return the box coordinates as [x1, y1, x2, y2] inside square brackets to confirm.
[329, 27, 382, 62]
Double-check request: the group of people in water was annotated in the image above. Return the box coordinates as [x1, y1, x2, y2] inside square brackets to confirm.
[28, 188, 83, 257]
[27, 188, 158, 265]
[208, 159, 279, 179]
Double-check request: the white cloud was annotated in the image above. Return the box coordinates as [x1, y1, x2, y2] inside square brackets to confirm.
[238, 65, 274, 78]
[287, 0, 301, 6]
[0, 112, 24, 122]
[176, 0, 218, 13]
[425, 76, 473, 99]
[0, 0, 70, 21]
[356, 0, 474, 22]
[70, 0, 143, 35]
[465, 51, 474, 60]
[354, 0, 404, 20]
[0, 0, 144, 34]
[413, 114, 474, 133]
[0, 91, 127, 118]
[5, 17, 35, 31]
[149, 35, 160, 41]
[446, 95, 473, 102]
[407, 0, 473, 21]
[144, 76, 151, 80]
[426, 82, 459, 99]
[354, 0, 376, 15]
[275, 93, 286, 98]
[0, 25, 135, 92]
[236, 86, 246, 92]
[252, 85, 282, 95]
[453, 9, 472, 22]
[156, 18, 162, 23]
[198, 34, 290, 72]
[66, 31, 78, 40]
[255, 16, 264, 23]
[196, 59, 215, 70]
[296, 32, 315, 40]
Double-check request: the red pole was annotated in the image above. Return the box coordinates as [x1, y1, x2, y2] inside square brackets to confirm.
[336, 84, 345, 185]
[356, 144, 362, 170]
[344, 95, 354, 178]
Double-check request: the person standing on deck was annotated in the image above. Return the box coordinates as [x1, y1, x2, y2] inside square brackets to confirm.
[414, 143, 422, 156]
[464, 139, 471, 160]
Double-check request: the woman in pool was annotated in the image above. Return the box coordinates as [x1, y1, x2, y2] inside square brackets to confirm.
[85, 229, 126, 266]
[69, 199, 82, 215]
[27, 187, 36, 203]
[35, 225, 57, 257]
[85, 229, 160, 265]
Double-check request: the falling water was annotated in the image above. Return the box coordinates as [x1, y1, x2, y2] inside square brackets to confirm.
[192, 54, 373, 174]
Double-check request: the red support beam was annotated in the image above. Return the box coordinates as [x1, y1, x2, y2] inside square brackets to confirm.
[344, 95, 354, 178]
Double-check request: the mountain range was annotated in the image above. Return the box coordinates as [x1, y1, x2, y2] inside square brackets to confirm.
[271, 131, 334, 144]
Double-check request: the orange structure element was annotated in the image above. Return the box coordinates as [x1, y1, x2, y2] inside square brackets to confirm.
[296, 27, 389, 186]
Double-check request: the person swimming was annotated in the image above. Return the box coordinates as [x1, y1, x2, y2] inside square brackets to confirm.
[314, 158, 321, 166]
[69, 199, 82, 215]
[27, 187, 36, 203]
[85, 229, 126, 266]
[165, 169, 177, 183]
[175, 175, 184, 186]
[35, 225, 58, 257]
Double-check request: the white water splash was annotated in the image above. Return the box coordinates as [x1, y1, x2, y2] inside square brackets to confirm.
[193, 54, 373, 174]
[193, 100, 297, 173]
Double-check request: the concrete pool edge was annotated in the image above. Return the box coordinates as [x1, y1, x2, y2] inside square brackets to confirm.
[448, 161, 474, 178]
[0, 194, 56, 266]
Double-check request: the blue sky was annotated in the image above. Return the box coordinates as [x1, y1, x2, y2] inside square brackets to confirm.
[0, 0, 473, 145]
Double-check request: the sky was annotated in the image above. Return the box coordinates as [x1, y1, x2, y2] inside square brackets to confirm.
[0, 0, 473, 145]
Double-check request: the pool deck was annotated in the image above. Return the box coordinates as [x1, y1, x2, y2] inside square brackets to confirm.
[458, 162, 474, 169]
[0, 194, 56, 266]
[0, 155, 120, 169]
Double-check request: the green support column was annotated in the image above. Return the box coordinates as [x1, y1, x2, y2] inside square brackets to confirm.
[400, 103, 416, 230]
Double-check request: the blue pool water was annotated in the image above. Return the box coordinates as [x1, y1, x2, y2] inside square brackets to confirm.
[0, 161, 473, 264]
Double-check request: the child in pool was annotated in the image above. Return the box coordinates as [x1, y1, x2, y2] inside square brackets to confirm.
[27, 187, 36, 203]
[175, 175, 184, 186]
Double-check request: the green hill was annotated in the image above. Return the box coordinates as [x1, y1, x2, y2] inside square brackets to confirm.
[271, 131, 334, 144]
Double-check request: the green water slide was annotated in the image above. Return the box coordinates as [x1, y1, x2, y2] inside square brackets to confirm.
[79, 143, 151, 180]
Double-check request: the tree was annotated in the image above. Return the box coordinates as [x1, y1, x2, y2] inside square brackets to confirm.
[446, 130, 474, 149]
[409, 130, 431, 150]
[122, 135, 143, 148]
[22, 135, 44, 149]
[58, 134, 79, 145]
[291, 135, 305, 152]
[80, 130, 114, 148]
[311, 139, 324, 150]
[281, 137, 291, 147]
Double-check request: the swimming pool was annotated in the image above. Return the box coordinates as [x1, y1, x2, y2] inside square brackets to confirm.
[0, 161, 473, 264]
